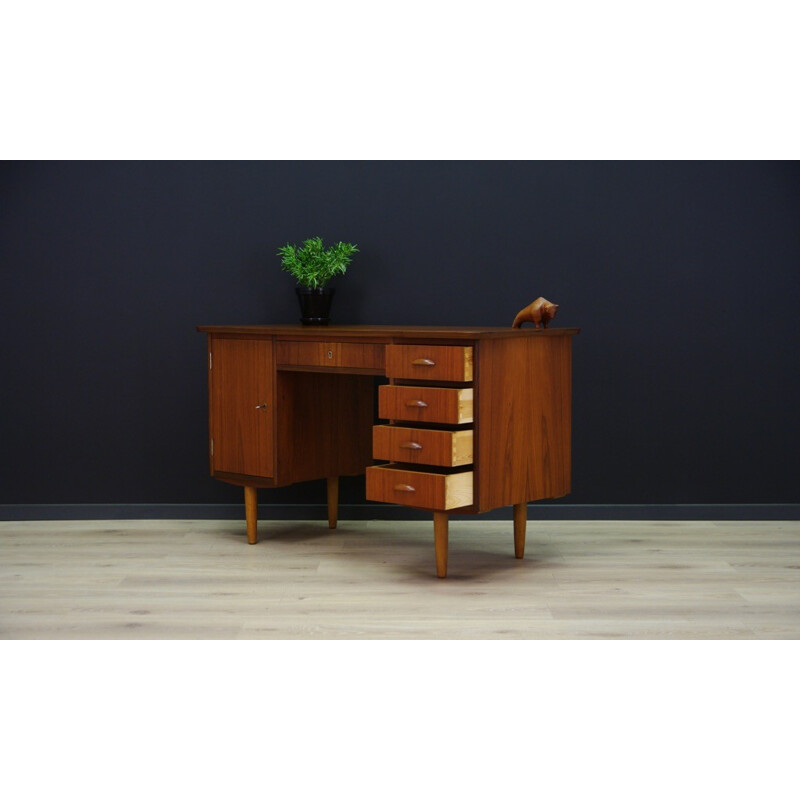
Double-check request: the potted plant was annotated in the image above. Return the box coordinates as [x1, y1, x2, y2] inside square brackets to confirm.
[277, 236, 359, 325]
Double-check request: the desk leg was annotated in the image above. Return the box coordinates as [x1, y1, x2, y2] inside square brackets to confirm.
[244, 486, 258, 545]
[433, 511, 448, 578]
[513, 502, 527, 558]
[327, 476, 339, 530]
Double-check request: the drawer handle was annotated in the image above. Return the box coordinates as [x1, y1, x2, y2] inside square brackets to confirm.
[400, 441, 423, 450]
[412, 358, 436, 366]
[405, 400, 428, 408]
[394, 484, 416, 493]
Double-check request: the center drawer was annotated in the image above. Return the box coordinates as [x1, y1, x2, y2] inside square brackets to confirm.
[276, 341, 385, 371]
[373, 425, 473, 467]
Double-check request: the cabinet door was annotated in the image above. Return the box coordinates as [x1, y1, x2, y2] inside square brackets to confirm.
[209, 336, 274, 478]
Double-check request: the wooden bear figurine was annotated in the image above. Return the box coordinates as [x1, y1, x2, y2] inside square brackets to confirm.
[512, 297, 559, 329]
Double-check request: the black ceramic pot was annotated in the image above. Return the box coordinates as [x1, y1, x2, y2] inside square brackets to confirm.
[296, 287, 335, 325]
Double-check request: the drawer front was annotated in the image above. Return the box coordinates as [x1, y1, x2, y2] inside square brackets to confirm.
[378, 385, 473, 424]
[373, 425, 473, 467]
[276, 341, 384, 370]
[385, 345, 473, 382]
[366, 465, 473, 510]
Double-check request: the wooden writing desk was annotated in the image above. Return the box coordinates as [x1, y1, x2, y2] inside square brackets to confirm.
[197, 325, 578, 577]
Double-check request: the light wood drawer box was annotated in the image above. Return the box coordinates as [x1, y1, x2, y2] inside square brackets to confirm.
[373, 425, 473, 467]
[276, 341, 384, 370]
[385, 345, 473, 382]
[378, 385, 473, 424]
[366, 465, 473, 510]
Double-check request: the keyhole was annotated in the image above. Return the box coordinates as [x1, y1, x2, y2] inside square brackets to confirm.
[327, 350, 333, 359]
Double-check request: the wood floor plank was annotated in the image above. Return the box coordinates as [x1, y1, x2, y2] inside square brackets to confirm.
[0, 519, 797, 639]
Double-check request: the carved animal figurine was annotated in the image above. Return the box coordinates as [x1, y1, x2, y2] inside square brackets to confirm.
[512, 297, 559, 329]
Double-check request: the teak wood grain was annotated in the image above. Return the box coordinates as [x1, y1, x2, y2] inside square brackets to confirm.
[385, 344, 473, 382]
[209, 336, 274, 479]
[372, 425, 473, 467]
[198, 324, 580, 340]
[477, 335, 572, 510]
[378, 385, 473, 425]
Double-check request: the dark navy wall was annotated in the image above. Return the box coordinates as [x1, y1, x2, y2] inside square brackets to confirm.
[1, 161, 798, 511]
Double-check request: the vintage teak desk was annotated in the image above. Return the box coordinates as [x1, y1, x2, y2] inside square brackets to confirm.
[197, 325, 578, 577]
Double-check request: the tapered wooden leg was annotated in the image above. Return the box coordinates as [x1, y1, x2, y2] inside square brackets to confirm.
[244, 485, 258, 545]
[327, 476, 339, 530]
[433, 511, 449, 578]
[513, 502, 527, 559]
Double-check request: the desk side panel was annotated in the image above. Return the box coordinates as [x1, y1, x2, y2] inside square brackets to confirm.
[477, 336, 572, 511]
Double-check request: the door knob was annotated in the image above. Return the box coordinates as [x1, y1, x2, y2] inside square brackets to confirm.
[255, 403, 267, 409]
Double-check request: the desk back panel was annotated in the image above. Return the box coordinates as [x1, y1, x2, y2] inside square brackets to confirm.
[276, 370, 374, 485]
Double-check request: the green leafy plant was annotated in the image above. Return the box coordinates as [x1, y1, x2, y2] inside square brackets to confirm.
[277, 237, 359, 290]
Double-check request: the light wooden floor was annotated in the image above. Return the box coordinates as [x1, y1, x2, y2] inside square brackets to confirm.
[0, 519, 798, 639]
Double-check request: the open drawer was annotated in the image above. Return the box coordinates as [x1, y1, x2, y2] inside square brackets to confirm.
[366, 464, 473, 510]
[372, 425, 473, 467]
[378, 385, 473, 424]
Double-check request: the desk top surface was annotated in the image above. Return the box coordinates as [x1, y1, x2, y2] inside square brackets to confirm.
[197, 325, 580, 340]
